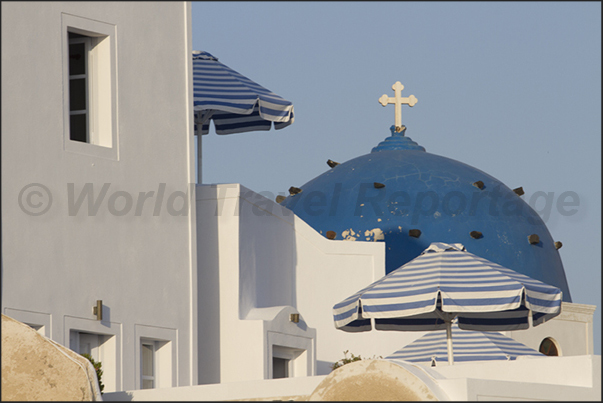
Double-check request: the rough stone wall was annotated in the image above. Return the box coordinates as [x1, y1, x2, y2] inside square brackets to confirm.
[1, 314, 100, 401]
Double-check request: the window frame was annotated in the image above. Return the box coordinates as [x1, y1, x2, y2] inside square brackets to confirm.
[63, 316, 121, 392]
[266, 331, 314, 379]
[134, 324, 176, 390]
[74, 331, 104, 362]
[269, 342, 308, 379]
[271, 346, 305, 379]
[141, 341, 156, 389]
[61, 13, 118, 160]
[3, 308, 51, 338]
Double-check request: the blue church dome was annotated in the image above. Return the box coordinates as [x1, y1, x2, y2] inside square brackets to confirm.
[281, 126, 572, 302]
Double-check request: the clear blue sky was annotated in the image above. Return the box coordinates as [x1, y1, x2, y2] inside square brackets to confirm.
[192, 2, 601, 354]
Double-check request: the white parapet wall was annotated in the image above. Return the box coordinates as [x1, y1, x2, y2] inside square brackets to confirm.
[104, 355, 601, 401]
[104, 375, 327, 401]
[432, 354, 601, 401]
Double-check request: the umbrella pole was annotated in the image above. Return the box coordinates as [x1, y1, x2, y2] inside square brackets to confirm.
[195, 111, 215, 184]
[197, 133, 202, 184]
[446, 320, 454, 365]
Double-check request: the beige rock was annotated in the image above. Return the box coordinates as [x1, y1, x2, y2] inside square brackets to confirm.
[1, 314, 101, 401]
[308, 359, 440, 401]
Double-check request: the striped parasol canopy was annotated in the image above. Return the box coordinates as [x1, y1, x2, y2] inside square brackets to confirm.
[192, 50, 294, 135]
[386, 321, 545, 366]
[333, 242, 562, 364]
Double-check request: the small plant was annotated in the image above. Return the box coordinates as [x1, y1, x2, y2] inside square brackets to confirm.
[81, 353, 104, 394]
[330, 350, 384, 371]
[330, 350, 363, 371]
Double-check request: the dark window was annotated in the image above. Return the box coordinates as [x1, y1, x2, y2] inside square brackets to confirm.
[68, 32, 90, 142]
[272, 357, 289, 379]
[539, 337, 559, 356]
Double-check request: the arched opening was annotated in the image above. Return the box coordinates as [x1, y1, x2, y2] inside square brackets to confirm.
[539, 337, 560, 356]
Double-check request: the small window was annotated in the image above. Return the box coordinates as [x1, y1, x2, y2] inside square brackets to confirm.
[66, 28, 111, 147]
[62, 13, 117, 159]
[141, 342, 155, 389]
[135, 328, 173, 390]
[66, 326, 117, 393]
[271, 345, 305, 379]
[539, 337, 560, 356]
[72, 331, 104, 362]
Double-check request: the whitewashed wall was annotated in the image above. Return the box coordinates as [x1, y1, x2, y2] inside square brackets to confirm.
[432, 354, 601, 401]
[1, 2, 197, 391]
[196, 183, 428, 381]
[504, 302, 596, 356]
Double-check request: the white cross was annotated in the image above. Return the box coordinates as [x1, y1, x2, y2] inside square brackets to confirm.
[378, 81, 417, 131]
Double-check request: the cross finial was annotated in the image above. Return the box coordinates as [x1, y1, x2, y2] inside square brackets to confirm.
[378, 81, 417, 132]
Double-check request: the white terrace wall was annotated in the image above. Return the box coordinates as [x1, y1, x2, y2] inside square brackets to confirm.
[1, 2, 197, 391]
[103, 355, 601, 401]
[432, 354, 601, 401]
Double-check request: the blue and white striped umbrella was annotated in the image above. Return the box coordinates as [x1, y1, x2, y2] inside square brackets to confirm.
[193, 51, 294, 135]
[333, 242, 562, 364]
[386, 321, 544, 366]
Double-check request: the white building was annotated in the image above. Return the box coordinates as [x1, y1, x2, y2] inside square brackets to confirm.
[2, 2, 599, 400]
[2, 1, 197, 392]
